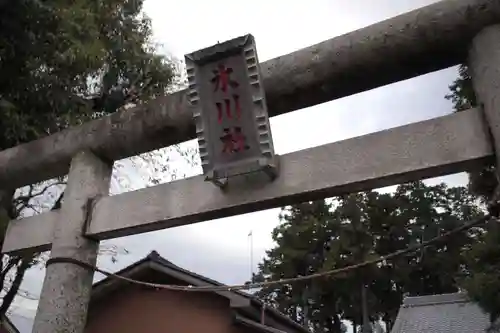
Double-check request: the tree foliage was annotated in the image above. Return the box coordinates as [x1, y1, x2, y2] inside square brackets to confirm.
[0, 0, 177, 315]
[461, 222, 500, 322]
[254, 181, 484, 332]
[0, 0, 175, 147]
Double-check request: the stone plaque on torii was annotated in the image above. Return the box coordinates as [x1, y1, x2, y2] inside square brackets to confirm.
[185, 35, 279, 188]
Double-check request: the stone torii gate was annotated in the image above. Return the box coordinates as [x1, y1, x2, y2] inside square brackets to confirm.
[1, 0, 500, 332]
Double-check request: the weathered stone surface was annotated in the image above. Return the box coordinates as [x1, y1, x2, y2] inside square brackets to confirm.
[469, 25, 500, 167]
[3, 109, 492, 254]
[32, 151, 112, 333]
[1, 0, 500, 189]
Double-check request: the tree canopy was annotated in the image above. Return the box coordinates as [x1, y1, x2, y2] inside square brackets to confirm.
[254, 181, 485, 333]
[0, 0, 177, 315]
[0, 0, 175, 148]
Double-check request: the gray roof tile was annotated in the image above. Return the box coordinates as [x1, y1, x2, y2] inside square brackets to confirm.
[391, 293, 498, 333]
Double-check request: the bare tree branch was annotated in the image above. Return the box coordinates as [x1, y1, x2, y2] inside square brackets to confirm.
[0, 257, 19, 288]
[14, 181, 65, 206]
[0, 186, 65, 314]
[0, 258, 31, 316]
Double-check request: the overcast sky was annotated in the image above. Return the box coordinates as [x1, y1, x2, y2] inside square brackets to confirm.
[10, 0, 470, 330]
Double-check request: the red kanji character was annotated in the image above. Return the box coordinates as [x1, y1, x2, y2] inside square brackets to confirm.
[215, 95, 242, 123]
[232, 127, 249, 152]
[211, 64, 239, 93]
[220, 127, 250, 155]
[220, 128, 235, 153]
[215, 99, 233, 123]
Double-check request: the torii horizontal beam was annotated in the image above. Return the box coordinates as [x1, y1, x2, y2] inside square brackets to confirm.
[3, 108, 492, 254]
[0, 0, 499, 190]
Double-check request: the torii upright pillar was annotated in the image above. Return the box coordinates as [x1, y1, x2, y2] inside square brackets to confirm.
[469, 25, 500, 170]
[32, 151, 112, 333]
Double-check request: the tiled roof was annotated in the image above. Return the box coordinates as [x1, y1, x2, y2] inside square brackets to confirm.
[391, 293, 499, 333]
[92, 251, 310, 333]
